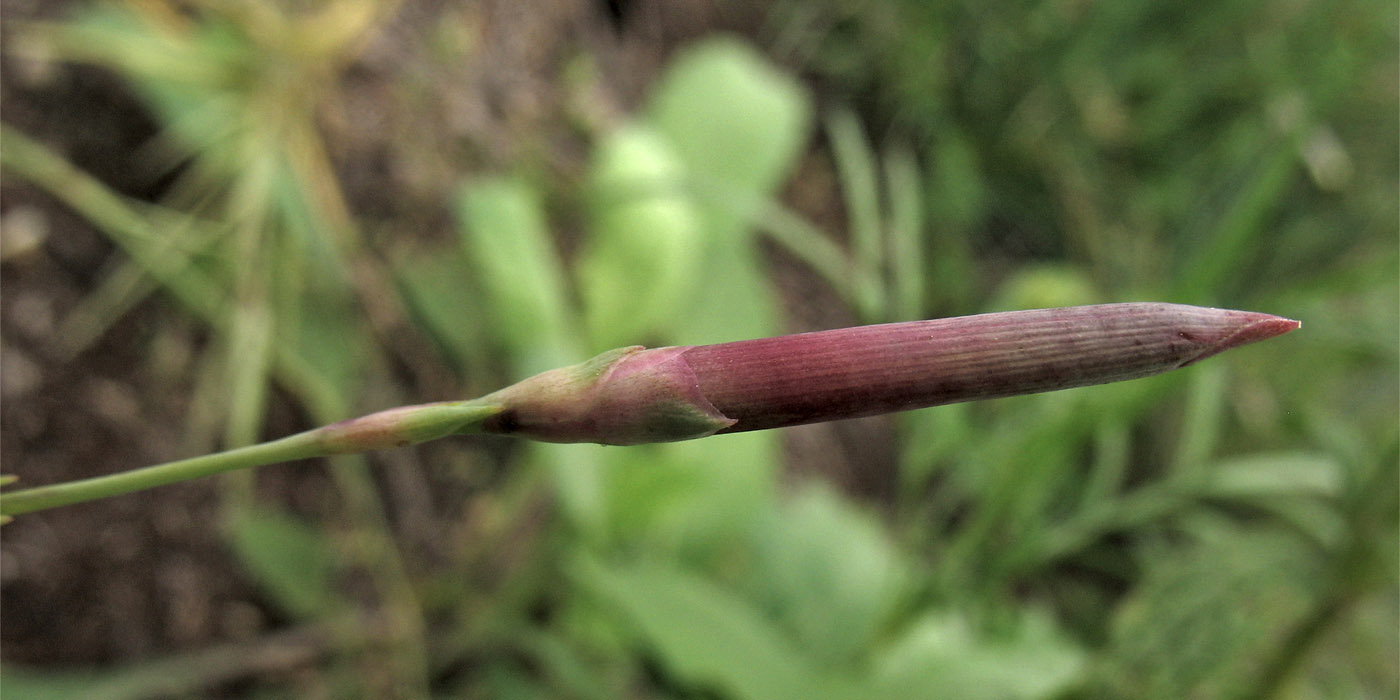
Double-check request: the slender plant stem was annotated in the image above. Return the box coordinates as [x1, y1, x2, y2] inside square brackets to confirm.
[0, 401, 503, 517]
[0, 432, 322, 517]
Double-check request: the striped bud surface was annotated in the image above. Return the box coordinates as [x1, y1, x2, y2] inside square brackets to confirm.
[483, 303, 1299, 444]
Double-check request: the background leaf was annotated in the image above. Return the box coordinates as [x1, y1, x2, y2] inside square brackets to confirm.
[455, 176, 575, 372]
[574, 556, 854, 700]
[224, 505, 340, 620]
[872, 609, 1085, 700]
[578, 125, 703, 350]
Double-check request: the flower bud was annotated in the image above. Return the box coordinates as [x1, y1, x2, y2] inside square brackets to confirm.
[479, 304, 1299, 445]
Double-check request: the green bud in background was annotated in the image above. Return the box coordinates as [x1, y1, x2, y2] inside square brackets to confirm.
[578, 125, 703, 349]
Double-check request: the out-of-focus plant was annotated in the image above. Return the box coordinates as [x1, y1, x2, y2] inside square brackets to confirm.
[2, 0, 1393, 697]
[770, 1, 1398, 697]
[3, 1, 441, 696]
[7, 0, 408, 446]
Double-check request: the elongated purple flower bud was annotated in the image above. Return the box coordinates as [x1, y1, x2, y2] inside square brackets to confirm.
[481, 303, 1299, 445]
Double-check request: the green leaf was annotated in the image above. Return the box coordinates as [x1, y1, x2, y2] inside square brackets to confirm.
[578, 124, 703, 349]
[1174, 144, 1298, 303]
[644, 36, 811, 345]
[986, 265, 1102, 312]
[872, 609, 1085, 700]
[221, 299, 275, 451]
[646, 37, 811, 204]
[826, 108, 884, 316]
[885, 144, 925, 320]
[1204, 452, 1349, 545]
[1206, 452, 1345, 500]
[926, 126, 986, 233]
[586, 435, 777, 558]
[455, 176, 576, 373]
[391, 244, 490, 376]
[745, 485, 907, 665]
[594, 444, 714, 544]
[224, 504, 339, 619]
[1092, 527, 1322, 699]
[575, 556, 853, 700]
[279, 277, 368, 413]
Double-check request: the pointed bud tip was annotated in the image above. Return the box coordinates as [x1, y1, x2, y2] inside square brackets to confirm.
[1183, 311, 1300, 367]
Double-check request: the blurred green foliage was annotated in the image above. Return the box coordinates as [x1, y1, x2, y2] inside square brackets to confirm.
[2, 0, 1396, 698]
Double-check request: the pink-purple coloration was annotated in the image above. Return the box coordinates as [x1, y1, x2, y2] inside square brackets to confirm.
[685, 303, 1298, 434]
[481, 303, 1299, 445]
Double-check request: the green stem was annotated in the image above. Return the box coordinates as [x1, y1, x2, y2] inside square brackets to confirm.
[1, 432, 322, 517]
[0, 400, 503, 518]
